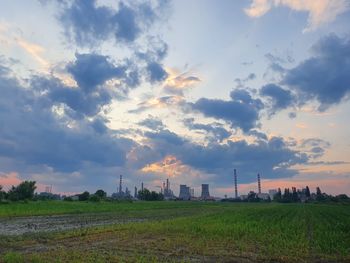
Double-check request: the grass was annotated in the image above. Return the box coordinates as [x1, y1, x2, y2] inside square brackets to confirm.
[1, 201, 350, 262]
[0, 200, 222, 218]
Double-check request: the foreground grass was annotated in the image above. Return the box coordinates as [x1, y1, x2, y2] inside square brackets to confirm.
[0, 200, 223, 218]
[1, 202, 350, 262]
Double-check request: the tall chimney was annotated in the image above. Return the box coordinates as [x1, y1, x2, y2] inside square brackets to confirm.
[141, 182, 144, 191]
[257, 173, 261, 194]
[119, 174, 123, 194]
[234, 169, 238, 198]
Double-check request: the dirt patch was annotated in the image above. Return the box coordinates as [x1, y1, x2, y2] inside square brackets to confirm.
[0, 213, 145, 236]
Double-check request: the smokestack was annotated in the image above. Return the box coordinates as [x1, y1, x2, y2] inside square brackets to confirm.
[166, 178, 169, 191]
[119, 175, 123, 194]
[234, 169, 238, 198]
[257, 173, 261, 194]
[141, 182, 144, 191]
[134, 186, 137, 198]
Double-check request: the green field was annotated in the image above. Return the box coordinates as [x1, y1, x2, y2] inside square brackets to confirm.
[1, 201, 350, 262]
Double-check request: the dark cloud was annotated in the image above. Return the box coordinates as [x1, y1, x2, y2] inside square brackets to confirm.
[67, 53, 126, 92]
[247, 129, 268, 140]
[283, 34, 350, 111]
[138, 129, 308, 184]
[146, 61, 168, 83]
[138, 116, 165, 131]
[59, 0, 164, 46]
[183, 118, 231, 142]
[300, 138, 331, 159]
[31, 75, 112, 118]
[260, 83, 294, 115]
[145, 129, 185, 146]
[192, 89, 263, 132]
[30, 53, 143, 118]
[0, 67, 132, 173]
[288, 112, 297, 119]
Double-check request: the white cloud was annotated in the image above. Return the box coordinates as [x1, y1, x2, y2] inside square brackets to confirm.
[245, 0, 350, 32]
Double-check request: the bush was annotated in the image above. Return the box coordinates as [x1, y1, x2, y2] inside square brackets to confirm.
[7, 181, 36, 201]
[89, 195, 101, 202]
[63, 196, 73, 201]
[78, 191, 90, 201]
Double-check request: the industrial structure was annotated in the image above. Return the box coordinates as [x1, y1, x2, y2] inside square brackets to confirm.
[234, 169, 238, 198]
[112, 174, 131, 199]
[257, 173, 261, 194]
[201, 184, 210, 200]
[179, 184, 191, 200]
[163, 178, 175, 199]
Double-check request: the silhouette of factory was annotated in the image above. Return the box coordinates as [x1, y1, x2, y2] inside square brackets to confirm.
[114, 169, 272, 201]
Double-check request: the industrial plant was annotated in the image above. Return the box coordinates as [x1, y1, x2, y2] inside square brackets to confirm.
[107, 169, 274, 201]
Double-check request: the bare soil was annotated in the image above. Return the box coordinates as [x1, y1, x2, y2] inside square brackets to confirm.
[0, 213, 145, 236]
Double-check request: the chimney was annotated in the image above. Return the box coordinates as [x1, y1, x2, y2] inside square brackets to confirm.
[257, 173, 261, 194]
[234, 169, 238, 198]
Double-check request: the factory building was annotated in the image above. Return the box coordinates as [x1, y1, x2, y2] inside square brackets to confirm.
[179, 184, 191, 200]
[201, 184, 210, 200]
[163, 178, 175, 199]
[268, 189, 278, 200]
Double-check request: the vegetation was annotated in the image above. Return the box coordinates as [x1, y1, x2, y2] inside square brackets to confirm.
[0, 202, 349, 262]
[273, 186, 350, 203]
[6, 181, 36, 201]
[137, 188, 164, 201]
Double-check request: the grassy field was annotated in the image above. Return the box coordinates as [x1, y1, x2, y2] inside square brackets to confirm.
[0, 201, 349, 262]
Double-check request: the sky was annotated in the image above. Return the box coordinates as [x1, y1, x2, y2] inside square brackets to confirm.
[0, 0, 350, 197]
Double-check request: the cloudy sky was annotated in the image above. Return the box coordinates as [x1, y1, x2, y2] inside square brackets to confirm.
[1, 0, 350, 197]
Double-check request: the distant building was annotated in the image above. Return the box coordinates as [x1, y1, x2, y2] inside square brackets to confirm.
[190, 188, 195, 197]
[179, 184, 191, 200]
[257, 193, 270, 200]
[201, 184, 210, 200]
[240, 195, 248, 200]
[268, 189, 278, 200]
[163, 178, 175, 200]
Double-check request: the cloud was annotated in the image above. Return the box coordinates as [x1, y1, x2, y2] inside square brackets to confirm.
[0, 65, 132, 173]
[138, 129, 308, 184]
[66, 53, 130, 92]
[183, 118, 231, 142]
[16, 38, 48, 67]
[138, 116, 165, 130]
[59, 0, 166, 46]
[244, 0, 350, 32]
[283, 34, 350, 111]
[129, 95, 184, 113]
[140, 155, 197, 178]
[300, 138, 331, 159]
[164, 69, 201, 95]
[146, 61, 168, 83]
[192, 89, 264, 132]
[260, 83, 295, 115]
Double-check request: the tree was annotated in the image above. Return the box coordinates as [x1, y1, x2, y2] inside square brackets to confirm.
[292, 187, 299, 202]
[7, 181, 36, 201]
[247, 191, 259, 202]
[316, 187, 322, 196]
[89, 195, 101, 202]
[138, 189, 164, 201]
[274, 188, 282, 201]
[95, 189, 107, 199]
[78, 191, 90, 201]
[282, 188, 292, 203]
[0, 185, 5, 200]
[316, 187, 326, 201]
[305, 186, 311, 198]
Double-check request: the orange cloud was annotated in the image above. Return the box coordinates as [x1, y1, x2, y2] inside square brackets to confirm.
[0, 172, 22, 187]
[140, 155, 201, 178]
[164, 68, 201, 94]
[16, 38, 48, 67]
